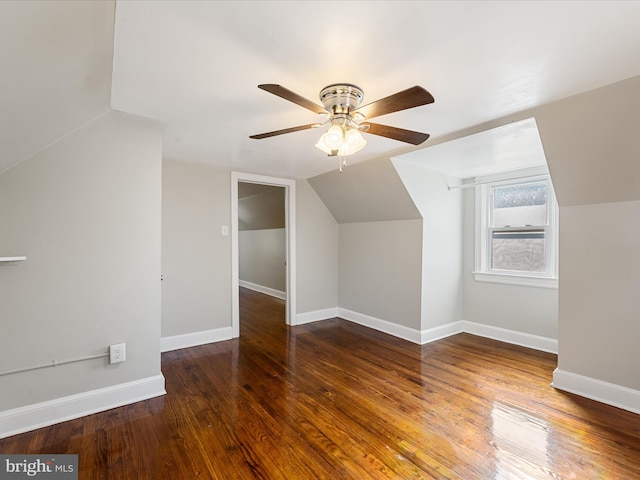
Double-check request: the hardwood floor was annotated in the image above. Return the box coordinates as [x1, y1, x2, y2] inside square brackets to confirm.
[2, 287, 640, 478]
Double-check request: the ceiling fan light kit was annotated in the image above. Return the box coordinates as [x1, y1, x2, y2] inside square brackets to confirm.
[251, 83, 434, 171]
[314, 123, 367, 156]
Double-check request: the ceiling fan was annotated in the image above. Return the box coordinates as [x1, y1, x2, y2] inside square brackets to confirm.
[250, 83, 434, 166]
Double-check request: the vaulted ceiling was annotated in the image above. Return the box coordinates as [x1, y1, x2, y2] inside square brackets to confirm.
[2, 1, 640, 179]
[0, 1, 114, 175]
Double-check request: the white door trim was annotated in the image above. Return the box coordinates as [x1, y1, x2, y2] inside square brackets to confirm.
[231, 172, 297, 337]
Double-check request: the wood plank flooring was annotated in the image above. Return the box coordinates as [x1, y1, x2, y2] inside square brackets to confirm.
[2, 287, 640, 478]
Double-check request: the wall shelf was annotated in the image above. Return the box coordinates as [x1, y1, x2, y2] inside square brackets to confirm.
[0, 256, 27, 265]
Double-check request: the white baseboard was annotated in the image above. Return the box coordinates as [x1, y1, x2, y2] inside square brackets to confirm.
[0, 374, 166, 439]
[239, 280, 286, 300]
[421, 321, 464, 344]
[552, 368, 640, 415]
[460, 320, 558, 354]
[333, 310, 558, 354]
[296, 308, 338, 325]
[161, 327, 233, 353]
[337, 308, 423, 344]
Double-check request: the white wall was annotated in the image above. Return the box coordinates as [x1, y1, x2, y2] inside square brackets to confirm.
[462, 189, 559, 339]
[239, 228, 286, 293]
[0, 111, 163, 414]
[392, 160, 464, 331]
[308, 157, 422, 330]
[161, 158, 231, 338]
[392, 150, 558, 346]
[534, 74, 640, 409]
[295, 179, 339, 316]
[237, 185, 287, 297]
[558, 200, 640, 389]
[338, 219, 423, 330]
[162, 162, 338, 332]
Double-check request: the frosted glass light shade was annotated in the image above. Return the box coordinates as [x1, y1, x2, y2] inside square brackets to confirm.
[315, 125, 366, 156]
[340, 128, 366, 155]
[315, 133, 333, 154]
[324, 125, 343, 149]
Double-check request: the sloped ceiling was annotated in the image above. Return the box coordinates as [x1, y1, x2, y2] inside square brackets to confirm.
[0, 0, 115, 175]
[3, 1, 640, 181]
[238, 184, 285, 230]
[396, 118, 548, 180]
[308, 157, 421, 223]
[536, 75, 640, 207]
[110, 1, 640, 179]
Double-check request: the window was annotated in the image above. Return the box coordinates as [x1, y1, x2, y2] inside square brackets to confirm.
[475, 172, 558, 288]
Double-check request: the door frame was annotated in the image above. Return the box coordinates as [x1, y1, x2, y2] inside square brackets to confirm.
[231, 171, 296, 337]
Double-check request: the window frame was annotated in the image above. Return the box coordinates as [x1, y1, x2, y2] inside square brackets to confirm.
[474, 169, 558, 289]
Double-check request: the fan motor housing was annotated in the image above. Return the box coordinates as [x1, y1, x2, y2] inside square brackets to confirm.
[319, 83, 364, 115]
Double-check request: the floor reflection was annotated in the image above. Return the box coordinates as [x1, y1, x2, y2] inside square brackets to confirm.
[491, 402, 552, 479]
[4, 291, 639, 478]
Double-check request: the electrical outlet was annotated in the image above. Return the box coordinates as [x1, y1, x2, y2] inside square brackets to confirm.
[109, 343, 126, 364]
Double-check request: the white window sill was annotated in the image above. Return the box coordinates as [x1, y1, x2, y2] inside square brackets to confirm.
[473, 271, 558, 289]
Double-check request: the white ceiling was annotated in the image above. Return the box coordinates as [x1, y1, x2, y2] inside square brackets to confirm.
[396, 118, 547, 179]
[3, 1, 640, 179]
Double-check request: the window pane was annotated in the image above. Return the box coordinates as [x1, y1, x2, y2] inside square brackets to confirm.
[491, 230, 546, 272]
[492, 182, 547, 227]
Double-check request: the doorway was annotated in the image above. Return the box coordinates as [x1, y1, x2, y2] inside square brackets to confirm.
[231, 172, 296, 338]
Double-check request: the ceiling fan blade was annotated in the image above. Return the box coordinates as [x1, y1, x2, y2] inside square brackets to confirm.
[258, 84, 327, 114]
[363, 122, 430, 145]
[355, 86, 434, 119]
[250, 124, 320, 139]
